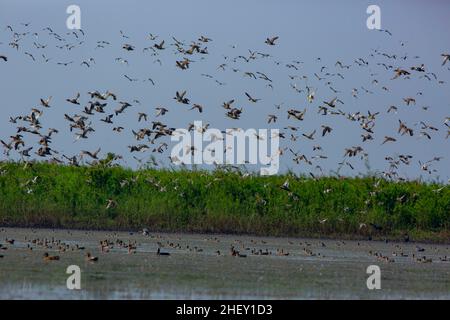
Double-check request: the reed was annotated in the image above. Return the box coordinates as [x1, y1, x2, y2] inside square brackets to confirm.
[0, 161, 448, 241]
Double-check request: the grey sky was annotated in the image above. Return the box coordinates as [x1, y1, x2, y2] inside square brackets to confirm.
[0, 0, 449, 181]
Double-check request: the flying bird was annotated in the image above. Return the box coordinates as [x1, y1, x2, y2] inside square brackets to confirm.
[265, 36, 279, 46]
[66, 93, 80, 105]
[40, 97, 52, 108]
[245, 92, 260, 103]
[441, 54, 450, 66]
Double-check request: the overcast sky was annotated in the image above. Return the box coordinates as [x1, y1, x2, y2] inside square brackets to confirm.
[0, 0, 449, 181]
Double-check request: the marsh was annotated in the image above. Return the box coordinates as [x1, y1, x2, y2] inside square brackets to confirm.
[0, 228, 449, 299]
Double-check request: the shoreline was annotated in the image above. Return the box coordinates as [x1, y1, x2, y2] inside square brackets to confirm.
[1, 162, 449, 244]
[1, 222, 449, 244]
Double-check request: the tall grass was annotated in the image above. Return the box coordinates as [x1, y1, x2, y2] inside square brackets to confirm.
[0, 161, 449, 240]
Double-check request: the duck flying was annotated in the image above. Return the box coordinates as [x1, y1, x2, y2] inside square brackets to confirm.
[66, 93, 80, 105]
[441, 54, 450, 66]
[245, 92, 260, 103]
[265, 36, 279, 45]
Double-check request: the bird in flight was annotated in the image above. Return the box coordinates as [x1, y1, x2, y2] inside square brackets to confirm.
[174, 91, 190, 104]
[441, 53, 450, 66]
[245, 92, 260, 103]
[302, 130, 316, 140]
[57, 61, 73, 66]
[80, 148, 101, 160]
[0, 21, 448, 184]
[190, 104, 203, 113]
[265, 36, 279, 46]
[154, 40, 165, 50]
[124, 74, 138, 82]
[381, 136, 397, 145]
[321, 125, 333, 136]
[40, 96, 52, 108]
[66, 93, 80, 105]
[122, 44, 135, 51]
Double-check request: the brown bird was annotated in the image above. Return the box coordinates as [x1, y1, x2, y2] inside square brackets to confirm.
[174, 91, 190, 104]
[190, 104, 203, 113]
[176, 58, 191, 70]
[66, 93, 80, 105]
[382, 136, 397, 145]
[85, 252, 98, 262]
[392, 68, 410, 79]
[226, 108, 242, 120]
[80, 148, 101, 160]
[222, 100, 235, 110]
[398, 120, 413, 136]
[43, 252, 60, 261]
[344, 146, 364, 157]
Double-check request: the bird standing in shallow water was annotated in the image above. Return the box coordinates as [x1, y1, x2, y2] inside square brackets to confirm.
[85, 252, 98, 262]
[43, 252, 59, 261]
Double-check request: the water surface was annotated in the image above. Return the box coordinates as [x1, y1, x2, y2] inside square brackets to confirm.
[0, 228, 449, 299]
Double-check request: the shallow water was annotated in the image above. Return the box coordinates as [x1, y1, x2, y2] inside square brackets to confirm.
[0, 227, 449, 299]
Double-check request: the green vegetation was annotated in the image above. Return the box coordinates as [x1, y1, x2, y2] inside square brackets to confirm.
[0, 161, 449, 241]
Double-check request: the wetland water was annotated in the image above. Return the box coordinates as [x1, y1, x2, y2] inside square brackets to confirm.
[0, 228, 449, 299]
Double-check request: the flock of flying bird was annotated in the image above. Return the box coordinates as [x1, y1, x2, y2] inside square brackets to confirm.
[0, 23, 449, 182]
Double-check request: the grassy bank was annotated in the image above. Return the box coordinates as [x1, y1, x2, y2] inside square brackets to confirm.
[0, 162, 449, 241]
